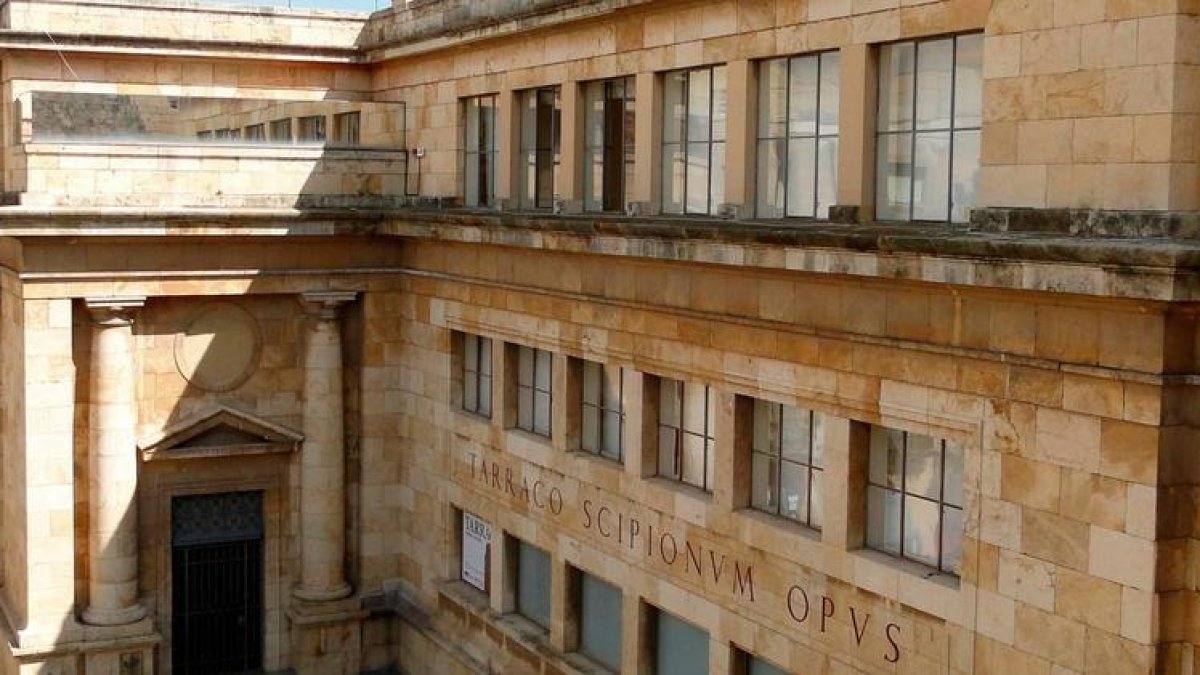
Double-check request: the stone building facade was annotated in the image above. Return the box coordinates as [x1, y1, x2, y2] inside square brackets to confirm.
[0, 0, 1194, 673]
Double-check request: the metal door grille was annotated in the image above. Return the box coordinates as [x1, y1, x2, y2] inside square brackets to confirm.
[172, 492, 264, 675]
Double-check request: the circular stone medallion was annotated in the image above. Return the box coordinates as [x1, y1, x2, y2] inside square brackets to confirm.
[173, 302, 262, 392]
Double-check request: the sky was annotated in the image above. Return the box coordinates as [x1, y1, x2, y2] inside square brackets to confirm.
[203, 0, 385, 12]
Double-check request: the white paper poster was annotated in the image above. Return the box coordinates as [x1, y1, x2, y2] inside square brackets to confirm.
[462, 512, 491, 592]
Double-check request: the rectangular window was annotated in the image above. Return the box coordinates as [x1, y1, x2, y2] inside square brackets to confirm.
[750, 400, 824, 530]
[657, 379, 715, 491]
[297, 115, 327, 142]
[734, 649, 788, 675]
[196, 130, 212, 141]
[460, 510, 491, 593]
[269, 118, 293, 143]
[515, 345, 553, 437]
[464, 94, 499, 208]
[583, 77, 636, 213]
[653, 608, 709, 675]
[757, 51, 840, 219]
[516, 539, 552, 630]
[243, 124, 266, 142]
[580, 360, 624, 461]
[662, 65, 727, 215]
[576, 571, 622, 672]
[519, 86, 562, 209]
[456, 332, 493, 418]
[333, 111, 361, 145]
[876, 34, 982, 223]
[866, 426, 964, 575]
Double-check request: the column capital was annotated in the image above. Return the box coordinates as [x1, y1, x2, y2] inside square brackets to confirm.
[84, 296, 146, 327]
[299, 291, 357, 321]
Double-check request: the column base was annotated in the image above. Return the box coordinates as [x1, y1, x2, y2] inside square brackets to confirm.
[293, 582, 352, 603]
[83, 602, 147, 627]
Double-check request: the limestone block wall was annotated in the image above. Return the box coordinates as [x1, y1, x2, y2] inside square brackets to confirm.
[362, 229, 1177, 674]
[1, 0, 369, 49]
[981, 2, 1200, 211]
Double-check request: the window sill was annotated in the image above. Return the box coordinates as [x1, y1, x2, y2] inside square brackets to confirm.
[566, 449, 624, 471]
[505, 427, 554, 446]
[454, 408, 492, 424]
[733, 508, 822, 551]
[849, 548, 963, 623]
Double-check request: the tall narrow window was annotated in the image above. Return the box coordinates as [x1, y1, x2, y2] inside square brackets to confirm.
[653, 608, 709, 675]
[243, 124, 266, 142]
[657, 379, 715, 491]
[456, 332, 492, 418]
[580, 360, 624, 461]
[575, 570, 622, 672]
[757, 51, 840, 219]
[876, 34, 982, 223]
[333, 112, 361, 146]
[297, 115, 326, 142]
[583, 77, 636, 212]
[515, 539, 551, 630]
[269, 118, 292, 143]
[866, 427, 964, 575]
[464, 94, 499, 208]
[662, 65, 727, 215]
[519, 87, 561, 209]
[515, 345, 553, 437]
[750, 400, 824, 529]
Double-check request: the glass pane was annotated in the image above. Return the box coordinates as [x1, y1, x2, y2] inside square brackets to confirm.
[662, 143, 685, 214]
[582, 405, 600, 452]
[519, 346, 534, 387]
[682, 383, 708, 435]
[580, 574, 622, 672]
[535, 349, 552, 391]
[660, 379, 681, 426]
[534, 391, 552, 436]
[780, 405, 810, 464]
[712, 66, 727, 141]
[751, 452, 778, 513]
[486, 150, 498, 204]
[482, 97, 497, 151]
[583, 361, 602, 405]
[656, 611, 709, 675]
[866, 486, 901, 555]
[904, 434, 942, 500]
[517, 542, 552, 629]
[752, 399, 779, 455]
[819, 51, 841, 135]
[687, 68, 712, 142]
[464, 372, 478, 412]
[658, 427, 678, 478]
[750, 655, 789, 675]
[785, 137, 817, 218]
[912, 131, 951, 221]
[585, 147, 604, 212]
[876, 132, 913, 220]
[710, 141, 726, 213]
[479, 375, 492, 416]
[603, 365, 622, 411]
[663, 71, 688, 144]
[810, 413, 826, 468]
[686, 142, 711, 214]
[944, 442, 965, 508]
[585, 81, 605, 147]
[681, 432, 707, 487]
[788, 54, 819, 137]
[602, 411, 622, 460]
[464, 334, 478, 371]
[903, 495, 941, 567]
[816, 136, 838, 219]
[878, 42, 915, 132]
[705, 439, 715, 490]
[756, 139, 786, 219]
[758, 58, 788, 139]
[951, 129, 980, 223]
[954, 33, 984, 128]
[479, 338, 492, 376]
[518, 387, 533, 431]
[810, 469, 824, 529]
[465, 152, 480, 207]
[869, 428, 904, 488]
[780, 460, 809, 523]
[916, 38, 954, 130]
[465, 99, 480, 151]
[941, 507, 965, 574]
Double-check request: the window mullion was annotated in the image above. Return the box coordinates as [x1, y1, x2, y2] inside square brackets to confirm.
[909, 47, 920, 221]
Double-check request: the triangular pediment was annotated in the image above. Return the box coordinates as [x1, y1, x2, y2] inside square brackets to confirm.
[139, 405, 303, 462]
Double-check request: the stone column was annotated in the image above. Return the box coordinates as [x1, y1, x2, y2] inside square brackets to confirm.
[84, 296, 147, 626]
[294, 291, 356, 602]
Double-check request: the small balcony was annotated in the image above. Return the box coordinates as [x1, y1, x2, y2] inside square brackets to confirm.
[8, 92, 409, 210]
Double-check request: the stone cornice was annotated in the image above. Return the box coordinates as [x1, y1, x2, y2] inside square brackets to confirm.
[0, 30, 364, 63]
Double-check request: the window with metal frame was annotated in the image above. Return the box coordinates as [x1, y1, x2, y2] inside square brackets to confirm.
[750, 400, 824, 530]
[269, 118, 292, 143]
[757, 51, 840, 219]
[662, 65, 727, 215]
[519, 87, 562, 209]
[516, 345, 553, 437]
[243, 124, 266, 142]
[866, 426, 964, 575]
[464, 94, 499, 207]
[575, 570, 622, 672]
[583, 77, 636, 213]
[657, 379, 715, 491]
[297, 115, 326, 142]
[333, 111, 360, 146]
[515, 539, 552, 630]
[653, 607, 709, 675]
[876, 33, 982, 223]
[459, 332, 492, 418]
[580, 360, 624, 461]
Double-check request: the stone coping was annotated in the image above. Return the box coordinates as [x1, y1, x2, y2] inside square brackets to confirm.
[0, 30, 363, 63]
[23, 141, 407, 158]
[1, 0, 373, 20]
